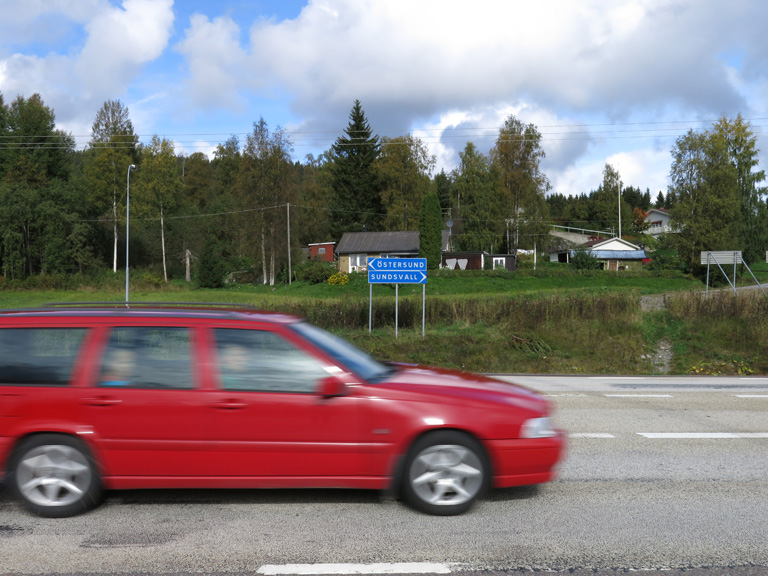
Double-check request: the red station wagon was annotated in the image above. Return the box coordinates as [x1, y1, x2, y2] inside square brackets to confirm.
[0, 304, 565, 517]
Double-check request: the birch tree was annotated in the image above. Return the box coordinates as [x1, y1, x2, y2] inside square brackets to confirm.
[138, 136, 180, 282]
[85, 100, 138, 272]
[490, 115, 551, 255]
[237, 118, 295, 285]
[376, 134, 435, 231]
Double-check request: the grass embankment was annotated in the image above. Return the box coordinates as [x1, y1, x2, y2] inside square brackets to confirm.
[2, 265, 767, 375]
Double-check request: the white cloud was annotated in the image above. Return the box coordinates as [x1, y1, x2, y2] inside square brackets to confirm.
[0, 0, 174, 140]
[5, 0, 768, 194]
[175, 13, 247, 111]
[0, 0, 102, 47]
[239, 0, 755, 117]
[551, 146, 671, 196]
[76, 0, 174, 99]
[179, 0, 759, 193]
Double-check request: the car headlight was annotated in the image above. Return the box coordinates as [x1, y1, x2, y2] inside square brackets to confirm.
[520, 417, 558, 438]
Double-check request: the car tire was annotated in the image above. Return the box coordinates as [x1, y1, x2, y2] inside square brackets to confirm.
[402, 431, 490, 516]
[9, 434, 102, 518]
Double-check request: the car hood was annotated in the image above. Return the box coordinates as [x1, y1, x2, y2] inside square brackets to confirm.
[376, 363, 548, 413]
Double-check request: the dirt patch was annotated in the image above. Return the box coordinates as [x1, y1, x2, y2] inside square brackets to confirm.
[640, 294, 667, 312]
[639, 295, 673, 373]
[650, 338, 673, 374]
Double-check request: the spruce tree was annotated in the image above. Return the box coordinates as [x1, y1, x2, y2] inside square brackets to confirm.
[419, 191, 443, 269]
[330, 100, 382, 234]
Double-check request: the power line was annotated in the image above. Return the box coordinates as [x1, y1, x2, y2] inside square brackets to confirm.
[1, 118, 767, 151]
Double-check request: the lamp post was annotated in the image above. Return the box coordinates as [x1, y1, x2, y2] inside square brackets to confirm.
[125, 164, 136, 306]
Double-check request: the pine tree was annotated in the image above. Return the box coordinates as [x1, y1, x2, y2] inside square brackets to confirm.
[329, 100, 381, 234]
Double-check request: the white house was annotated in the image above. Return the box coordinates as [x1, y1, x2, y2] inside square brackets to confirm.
[551, 237, 648, 271]
[644, 208, 673, 237]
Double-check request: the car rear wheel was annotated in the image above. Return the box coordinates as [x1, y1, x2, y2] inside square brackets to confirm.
[402, 431, 489, 516]
[10, 434, 102, 518]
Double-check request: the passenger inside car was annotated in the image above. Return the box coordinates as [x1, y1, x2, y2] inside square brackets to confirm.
[100, 347, 135, 386]
[220, 343, 252, 390]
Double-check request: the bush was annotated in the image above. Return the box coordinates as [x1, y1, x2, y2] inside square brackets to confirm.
[294, 260, 337, 285]
[570, 248, 601, 270]
[328, 272, 349, 285]
[197, 241, 228, 289]
[647, 252, 680, 271]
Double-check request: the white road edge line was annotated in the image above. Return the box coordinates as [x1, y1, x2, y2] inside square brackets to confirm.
[604, 394, 673, 397]
[638, 433, 768, 439]
[569, 433, 616, 438]
[735, 395, 768, 398]
[257, 564, 452, 575]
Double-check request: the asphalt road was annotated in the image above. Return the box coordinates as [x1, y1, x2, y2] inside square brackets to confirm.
[1, 375, 767, 575]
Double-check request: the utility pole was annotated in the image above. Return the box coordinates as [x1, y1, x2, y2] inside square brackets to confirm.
[287, 203, 292, 285]
[125, 164, 136, 305]
[618, 182, 622, 239]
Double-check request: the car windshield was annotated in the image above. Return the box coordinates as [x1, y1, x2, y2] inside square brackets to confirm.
[290, 322, 395, 383]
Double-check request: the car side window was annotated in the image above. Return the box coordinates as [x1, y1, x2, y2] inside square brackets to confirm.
[215, 328, 328, 393]
[0, 328, 87, 386]
[99, 327, 193, 390]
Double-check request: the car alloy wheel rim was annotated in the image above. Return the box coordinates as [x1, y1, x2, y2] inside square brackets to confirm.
[17, 445, 91, 508]
[409, 444, 483, 506]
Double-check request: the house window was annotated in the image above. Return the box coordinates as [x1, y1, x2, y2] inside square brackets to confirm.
[318, 247, 326, 255]
[350, 254, 368, 271]
[493, 257, 505, 269]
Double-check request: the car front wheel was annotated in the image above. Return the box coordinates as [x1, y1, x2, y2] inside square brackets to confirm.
[402, 431, 489, 516]
[10, 434, 102, 518]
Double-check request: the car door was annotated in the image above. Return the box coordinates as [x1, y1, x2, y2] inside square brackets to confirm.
[80, 324, 215, 479]
[205, 326, 365, 482]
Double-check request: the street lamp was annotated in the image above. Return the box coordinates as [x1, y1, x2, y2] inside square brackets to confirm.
[125, 164, 136, 306]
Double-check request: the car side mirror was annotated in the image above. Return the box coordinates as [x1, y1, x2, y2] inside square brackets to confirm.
[318, 375, 346, 399]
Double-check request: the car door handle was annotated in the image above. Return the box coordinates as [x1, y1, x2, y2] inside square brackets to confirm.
[212, 400, 247, 410]
[82, 396, 123, 407]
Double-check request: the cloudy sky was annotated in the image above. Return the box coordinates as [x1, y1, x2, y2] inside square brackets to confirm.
[1, 0, 766, 196]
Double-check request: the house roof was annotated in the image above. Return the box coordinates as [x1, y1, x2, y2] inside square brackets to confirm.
[588, 237, 642, 251]
[582, 237, 608, 248]
[570, 249, 648, 260]
[336, 231, 420, 254]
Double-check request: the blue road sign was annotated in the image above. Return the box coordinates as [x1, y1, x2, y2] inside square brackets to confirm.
[368, 257, 427, 284]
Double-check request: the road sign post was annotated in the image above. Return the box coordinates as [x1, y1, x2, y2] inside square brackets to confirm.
[367, 258, 427, 337]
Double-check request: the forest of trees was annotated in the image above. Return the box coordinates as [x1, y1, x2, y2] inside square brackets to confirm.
[0, 91, 765, 285]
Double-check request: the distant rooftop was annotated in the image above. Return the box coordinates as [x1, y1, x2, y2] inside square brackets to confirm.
[336, 231, 420, 254]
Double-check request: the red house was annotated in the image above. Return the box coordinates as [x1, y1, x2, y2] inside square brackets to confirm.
[308, 242, 336, 262]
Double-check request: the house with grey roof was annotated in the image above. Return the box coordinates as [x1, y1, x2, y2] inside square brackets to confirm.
[550, 237, 648, 270]
[335, 231, 420, 273]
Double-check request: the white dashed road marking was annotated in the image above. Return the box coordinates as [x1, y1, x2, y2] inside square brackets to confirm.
[569, 433, 616, 438]
[603, 394, 673, 397]
[735, 394, 768, 397]
[638, 433, 768, 439]
[258, 563, 452, 575]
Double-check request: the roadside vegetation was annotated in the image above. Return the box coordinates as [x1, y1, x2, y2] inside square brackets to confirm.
[1, 95, 766, 376]
[4, 262, 768, 376]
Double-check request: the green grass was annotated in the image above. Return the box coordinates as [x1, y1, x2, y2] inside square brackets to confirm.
[2, 268, 767, 375]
